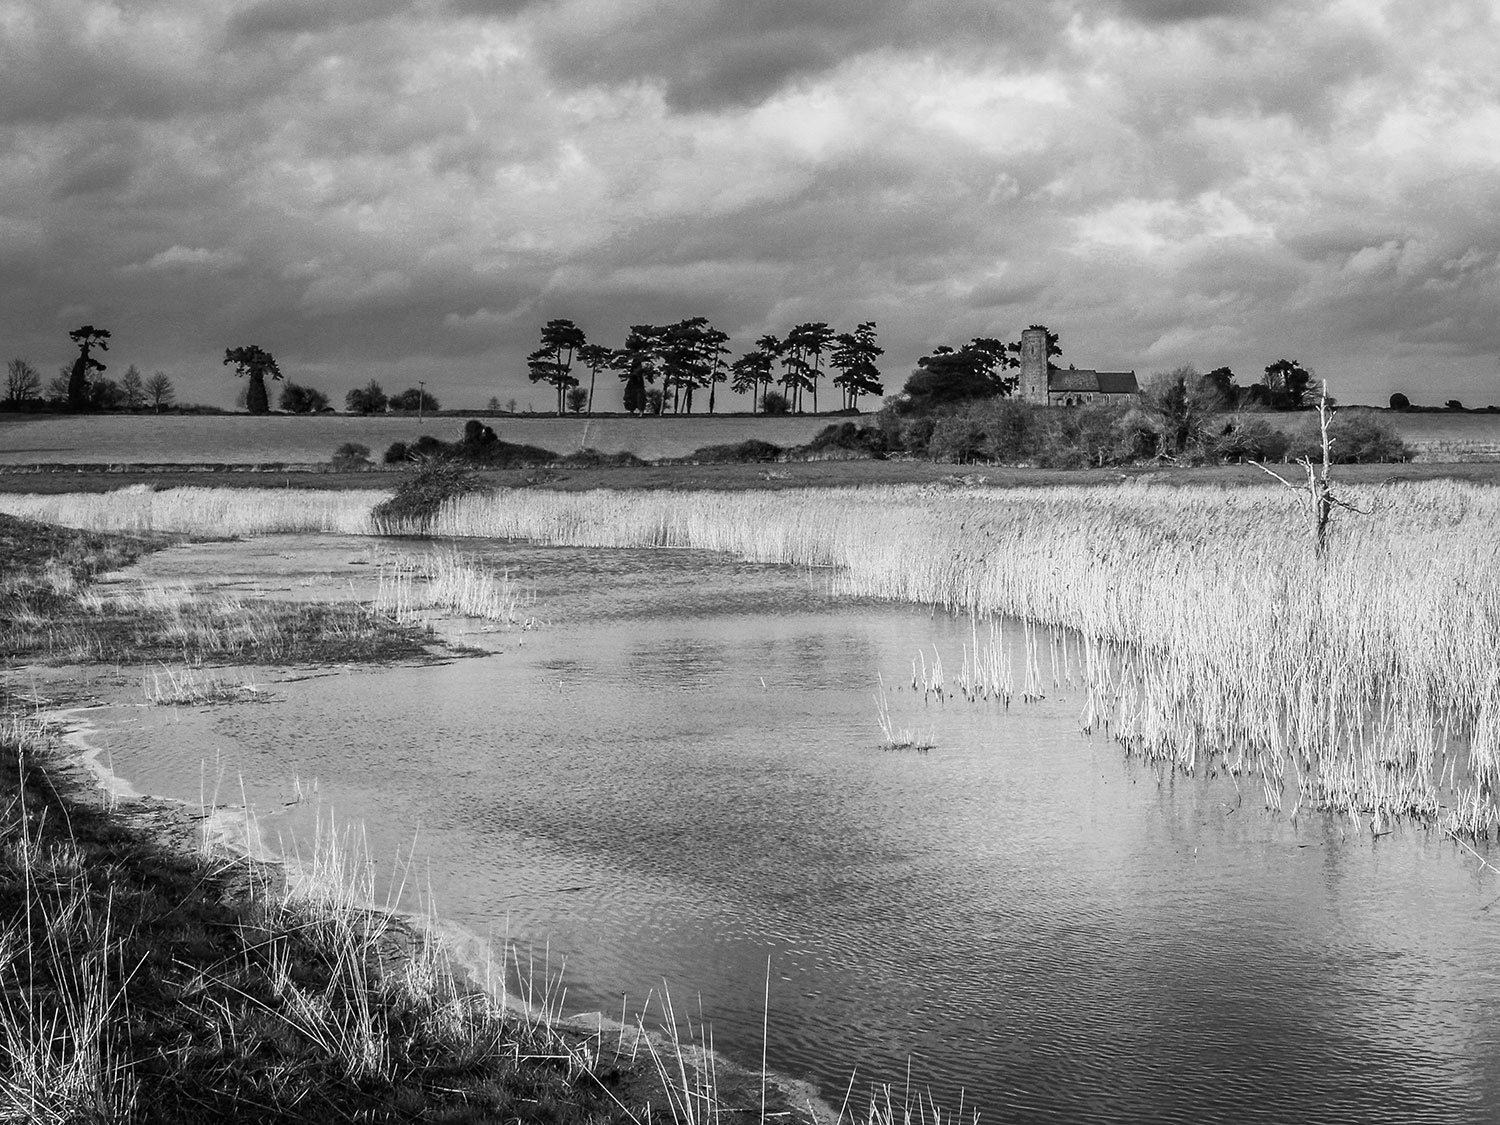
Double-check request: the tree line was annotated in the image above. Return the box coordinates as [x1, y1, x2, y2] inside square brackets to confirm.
[525, 317, 886, 415]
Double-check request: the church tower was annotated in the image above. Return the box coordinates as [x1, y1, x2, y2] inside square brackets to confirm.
[1018, 326, 1049, 404]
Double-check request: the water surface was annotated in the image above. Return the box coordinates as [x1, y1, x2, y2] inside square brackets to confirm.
[75, 537, 1500, 1123]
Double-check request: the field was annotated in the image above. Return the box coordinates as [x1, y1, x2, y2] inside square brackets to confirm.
[5, 407, 1500, 468]
[0, 412, 841, 467]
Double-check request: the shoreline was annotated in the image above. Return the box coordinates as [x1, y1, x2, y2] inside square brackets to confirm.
[22, 671, 843, 1125]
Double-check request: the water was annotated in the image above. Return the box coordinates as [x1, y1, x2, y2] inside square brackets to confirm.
[69, 537, 1500, 1122]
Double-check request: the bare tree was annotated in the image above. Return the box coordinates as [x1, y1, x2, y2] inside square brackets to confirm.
[1253, 383, 1371, 556]
[4, 358, 40, 403]
[145, 371, 175, 412]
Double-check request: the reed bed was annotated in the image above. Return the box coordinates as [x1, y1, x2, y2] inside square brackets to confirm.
[373, 550, 535, 626]
[423, 481, 1500, 832]
[8, 480, 1500, 829]
[0, 484, 383, 537]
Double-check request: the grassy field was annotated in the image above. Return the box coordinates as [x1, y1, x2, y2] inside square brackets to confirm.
[0, 412, 842, 466]
[5, 406, 1500, 467]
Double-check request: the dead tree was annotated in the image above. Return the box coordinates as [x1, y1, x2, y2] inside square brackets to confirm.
[1252, 383, 1371, 557]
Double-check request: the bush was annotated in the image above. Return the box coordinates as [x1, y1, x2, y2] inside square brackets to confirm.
[389, 387, 440, 413]
[330, 442, 372, 472]
[566, 387, 588, 413]
[553, 448, 648, 468]
[280, 382, 330, 413]
[761, 390, 790, 415]
[371, 460, 490, 534]
[384, 441, 410, 464]
[345, 381, 388, 414]
[685, 440, 784, 464]
[1210, 417, 1291, 462]
[462, 419, 497, 447]
[1389, 392, 1411, 411]
[1284, 412, 1408, 463]
[928, 412, 990, 463]
[796, 422, 887, 460]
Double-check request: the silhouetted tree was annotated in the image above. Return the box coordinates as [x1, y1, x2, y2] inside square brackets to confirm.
[612, 325, 661, 414]
[577, 343, 612, 414]
[1389, 392, 1411, 411]
[731, 335, 780, 414]
[4, 359, 40, 404]
[1262, 358, 1312, 409]
[830, 322, 885, 410]
[120, 365, 145, 410]
[145, 372, 175, 412]
[67, 325, 110, 409]
[527, 319, 587, 414]
[280, 382, 331, 413]
[389, 387, 440, 412]
[345, 380, 388, 414]
[224, 345, 282, 414]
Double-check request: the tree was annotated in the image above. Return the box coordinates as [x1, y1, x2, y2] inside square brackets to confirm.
[1389, 392, 1411, 411]
[577, 344, 612, 413]
[389, 387, 440, 413]
[1142, 366, 1224, 459]
[345, 380, 388, 414]
[731, 336, 780, 414]
[1201, 367, 1238, 406]
[903, 338, 1018, 406]
[566, 386, 588, 413]
[658, 317, 726, 414]
[4, 359, 40, 404]
[223, 345, 283, 414]
[87, 377, 124, 410]
[280, 382, 331, 413]
[527, 318, 587, 414]
[612, 325, 661, 414]
[66, 325, 111, 409]
[1262, 358, 1312, 409]
[782, 322, 835, 412]
[145, 372, 175, 412]
[120, 365, 145, 410]
[830, 322, 885, 410]
[47, 369, 72, 404]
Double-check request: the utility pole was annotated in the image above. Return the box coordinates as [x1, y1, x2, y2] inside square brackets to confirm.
[418, 381, 426, 422]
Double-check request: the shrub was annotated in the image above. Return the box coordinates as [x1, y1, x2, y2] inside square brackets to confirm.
[372, 460, 490, 534]
[1284, 412, 1408, 463]
[280, 382, 330, 413]
[389, 387, 440, 412]
[566, 387, 588, 413]
[462, 419, 497, 447]
[928, 412, 990, 463]
[685, 440, 784, 464]
[345, 381, 388, 414]
[554, 448, 648, 468]
[1446, 399, 1465, 411]
[796, 422, 888, 460]
[1389, 392, 1411, 411]
[1212, 417, 1292, 462]
[384, 441, 410, 464]
[761, 390, 790, 415]
[330, 442, 372, 472]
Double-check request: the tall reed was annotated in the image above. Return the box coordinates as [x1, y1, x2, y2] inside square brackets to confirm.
[8, 480, 1500, 828]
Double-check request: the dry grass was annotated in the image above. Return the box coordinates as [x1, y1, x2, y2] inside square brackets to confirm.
[8, 480, 1500, 830]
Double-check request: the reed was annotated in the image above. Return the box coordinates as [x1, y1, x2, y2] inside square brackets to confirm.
[374, 550, 535, 626]
[8, 480, 1500, 828]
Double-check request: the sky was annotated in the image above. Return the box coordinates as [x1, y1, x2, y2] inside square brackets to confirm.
[4, 0, 1500, 412]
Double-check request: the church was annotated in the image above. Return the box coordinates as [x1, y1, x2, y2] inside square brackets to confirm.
[1016, 326, 1138, 407]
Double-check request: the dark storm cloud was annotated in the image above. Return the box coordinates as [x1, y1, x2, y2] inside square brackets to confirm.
[525, 0, 1060, 111]
[227, 0, 415, 41]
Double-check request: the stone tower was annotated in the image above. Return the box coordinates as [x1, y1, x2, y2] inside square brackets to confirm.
[1018, 325, 1049, 404]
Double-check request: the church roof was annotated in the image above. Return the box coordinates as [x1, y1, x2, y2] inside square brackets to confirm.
[1047, 367, 1138, 394]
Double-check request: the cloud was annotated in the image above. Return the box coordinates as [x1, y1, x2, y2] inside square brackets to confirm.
[121, 245, 243, 272]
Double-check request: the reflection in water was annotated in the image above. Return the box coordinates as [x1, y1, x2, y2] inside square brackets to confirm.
[79, 538, 1500, 1123]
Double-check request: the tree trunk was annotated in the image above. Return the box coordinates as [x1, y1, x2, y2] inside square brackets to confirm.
[246, 375, 269, 415]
